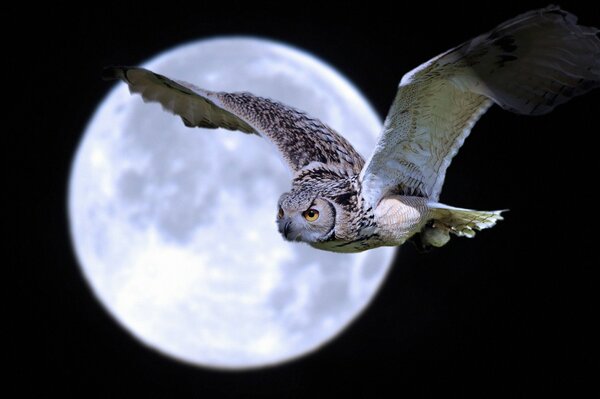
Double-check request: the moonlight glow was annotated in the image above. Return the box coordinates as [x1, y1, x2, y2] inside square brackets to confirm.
[69, 37, 395, 369]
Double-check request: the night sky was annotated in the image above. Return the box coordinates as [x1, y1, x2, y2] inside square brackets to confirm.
[22, 1, 598, 396]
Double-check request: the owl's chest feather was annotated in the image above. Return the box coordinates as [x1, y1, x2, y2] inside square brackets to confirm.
[312, 195, 429, 253]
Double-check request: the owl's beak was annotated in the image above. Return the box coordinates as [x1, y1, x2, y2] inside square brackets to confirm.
[283, 221, 292, 239]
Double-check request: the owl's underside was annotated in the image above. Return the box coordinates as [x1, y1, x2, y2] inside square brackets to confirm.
[105, 6, 599, 253]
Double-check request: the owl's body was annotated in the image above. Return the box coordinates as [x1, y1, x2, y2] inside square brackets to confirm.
[270, 155, 427, 252]
[105, 6, 599, 253]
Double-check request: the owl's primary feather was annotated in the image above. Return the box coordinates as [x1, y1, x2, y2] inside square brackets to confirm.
[360, 5, 600, 207]
[105, 5, 599, 252]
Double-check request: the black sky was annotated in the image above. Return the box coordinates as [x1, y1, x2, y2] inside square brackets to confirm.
[21, 1, 599, 396]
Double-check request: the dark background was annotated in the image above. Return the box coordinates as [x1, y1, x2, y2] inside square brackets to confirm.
[20, 1, 598, 397]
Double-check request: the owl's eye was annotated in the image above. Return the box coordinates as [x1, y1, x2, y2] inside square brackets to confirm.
[303, 209, 320, 222]
[277, 207, 284, 219]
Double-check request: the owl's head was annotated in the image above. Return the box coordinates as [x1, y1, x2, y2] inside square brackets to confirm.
[276, 192, 337, 244]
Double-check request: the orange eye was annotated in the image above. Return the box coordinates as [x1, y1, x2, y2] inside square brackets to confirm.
[277, 207, 284, 219]
[303, 209, 320, 222]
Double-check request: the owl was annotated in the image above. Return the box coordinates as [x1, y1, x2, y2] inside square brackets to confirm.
[104, 6, 599, 253]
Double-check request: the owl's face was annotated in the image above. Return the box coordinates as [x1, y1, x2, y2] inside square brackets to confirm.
[276, 195, 336, 243]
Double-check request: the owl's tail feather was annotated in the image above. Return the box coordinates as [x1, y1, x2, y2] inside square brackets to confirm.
[422, 203, 506, 247]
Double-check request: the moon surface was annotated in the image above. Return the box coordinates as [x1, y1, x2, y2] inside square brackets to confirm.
[69, 37, 395, 369]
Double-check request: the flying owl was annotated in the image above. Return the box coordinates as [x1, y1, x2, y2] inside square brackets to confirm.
[104, 6, 599, 253]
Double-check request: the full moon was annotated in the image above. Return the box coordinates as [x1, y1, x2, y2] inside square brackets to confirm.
[69, 37, 395, 369]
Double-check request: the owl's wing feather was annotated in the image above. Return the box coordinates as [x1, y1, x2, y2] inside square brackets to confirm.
[103, 67, 364, 173]
[360, 5, 599, 207]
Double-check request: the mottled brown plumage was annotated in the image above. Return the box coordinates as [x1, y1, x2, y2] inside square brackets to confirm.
[105, 5, 599, 252]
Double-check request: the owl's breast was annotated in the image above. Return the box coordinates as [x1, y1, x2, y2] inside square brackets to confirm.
[309, 217, 382, 253]
[309, 236, 381, 253]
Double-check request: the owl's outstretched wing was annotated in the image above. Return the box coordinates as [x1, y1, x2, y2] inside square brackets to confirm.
[103, 67, 364, 173]
[360, 6, 599, 207]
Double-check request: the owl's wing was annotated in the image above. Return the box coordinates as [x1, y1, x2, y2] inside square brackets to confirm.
[360, 6, 599, 207]
[103, 67, 364, 173]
